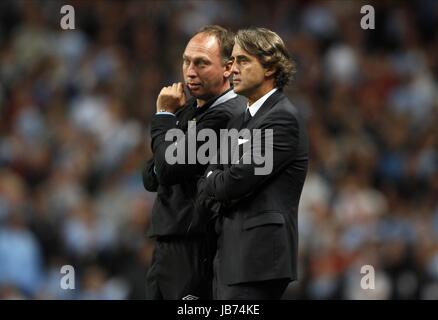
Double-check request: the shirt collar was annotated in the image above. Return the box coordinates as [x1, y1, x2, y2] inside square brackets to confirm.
[247, 88, 278, 117]
[195, 88, 236, 109]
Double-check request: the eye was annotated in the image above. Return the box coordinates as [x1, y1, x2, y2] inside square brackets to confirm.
[237, 58, 248, 65]
[197, 60, 209, 67]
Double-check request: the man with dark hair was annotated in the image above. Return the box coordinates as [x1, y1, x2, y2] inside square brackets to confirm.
[142, 25, 245, 300]
[197, 28, 308, 299]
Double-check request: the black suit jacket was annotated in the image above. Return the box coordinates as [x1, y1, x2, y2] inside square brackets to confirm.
[143, 90, 246, 237]
[197, 90, 308, 285]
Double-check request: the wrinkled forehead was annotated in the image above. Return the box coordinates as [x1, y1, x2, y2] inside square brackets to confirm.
[183, 34, 221, 60]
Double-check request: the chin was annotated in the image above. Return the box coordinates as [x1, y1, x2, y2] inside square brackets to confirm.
[188, 88, 202, 97]
[233, 86, 246, 96]
[232, 85, 242, 94]
[192, 92, 213, 101]
[190, 92, 204, 99]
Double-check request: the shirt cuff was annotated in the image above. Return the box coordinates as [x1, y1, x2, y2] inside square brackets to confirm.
[156, 112, 175, 116]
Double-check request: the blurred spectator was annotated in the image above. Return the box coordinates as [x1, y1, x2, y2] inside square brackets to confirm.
[0, 0, 437, 299]
[0, 211, 43, 297]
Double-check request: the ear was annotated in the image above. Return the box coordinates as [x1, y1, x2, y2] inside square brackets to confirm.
[223, 59, 233, 78]
[265, 67, 276, 78]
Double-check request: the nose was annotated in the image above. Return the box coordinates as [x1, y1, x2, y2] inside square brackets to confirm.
[186, 62, 197, 78]
[231, 61, 239, 75]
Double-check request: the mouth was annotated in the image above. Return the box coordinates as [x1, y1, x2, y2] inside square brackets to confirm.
[232, 79, 241, 85]
[187, 83, 202, 90]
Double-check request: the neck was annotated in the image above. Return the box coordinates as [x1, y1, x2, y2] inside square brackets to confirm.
[247, 82, 275, 106]
[197, 82, 231, 107]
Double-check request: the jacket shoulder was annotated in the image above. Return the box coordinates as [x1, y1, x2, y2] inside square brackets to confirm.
[210, 95, 246, 116]
[269, 94, 302, 121]
[201, 95, 246, 125]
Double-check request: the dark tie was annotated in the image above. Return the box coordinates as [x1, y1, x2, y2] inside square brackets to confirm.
[242, 108, 252, 128]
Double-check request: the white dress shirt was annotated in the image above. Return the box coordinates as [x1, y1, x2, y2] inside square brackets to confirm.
[247, 88, 277, 117]
[206, 88, 278, 178]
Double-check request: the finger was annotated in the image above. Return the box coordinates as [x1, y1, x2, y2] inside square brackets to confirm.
[179, 83, 187, 105]
[160, 87, 169, 96]
[170, 83, 178, 95]
[177, 82, 184, 95]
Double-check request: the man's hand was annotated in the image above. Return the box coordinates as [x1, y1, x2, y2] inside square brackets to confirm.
[156, 82, 187, 113]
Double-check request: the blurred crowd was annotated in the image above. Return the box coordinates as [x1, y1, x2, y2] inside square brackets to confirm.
[0, 0, 437, 299]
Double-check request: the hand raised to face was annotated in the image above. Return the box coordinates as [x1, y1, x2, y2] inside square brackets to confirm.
[156, 82, 187, 113]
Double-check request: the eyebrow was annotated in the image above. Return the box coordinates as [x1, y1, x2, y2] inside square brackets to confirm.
[233, 54, 250, 60]
[182, 54, 210, 61]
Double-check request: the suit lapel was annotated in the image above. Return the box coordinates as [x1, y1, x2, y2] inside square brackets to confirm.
[222, 91, 285, 169]
[224, 113, 245, 167]
[246, 90, 284, 130]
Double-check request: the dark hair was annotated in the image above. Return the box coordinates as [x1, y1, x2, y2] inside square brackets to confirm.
[235, 28, 296, 89]
[195, 25, 235, 64]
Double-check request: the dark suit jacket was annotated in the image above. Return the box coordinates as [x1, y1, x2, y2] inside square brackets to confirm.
[197, 90, 308, 285]
[142, 90, 246, 237]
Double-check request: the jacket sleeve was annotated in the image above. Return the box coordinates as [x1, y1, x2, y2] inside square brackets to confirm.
[203, 112, 300, 202]
[151, 108, 233, 186]
[195, 152, 225, 215]
[142, 158, 158, 192]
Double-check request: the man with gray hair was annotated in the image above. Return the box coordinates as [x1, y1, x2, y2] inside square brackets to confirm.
[197, 28, 309, 299]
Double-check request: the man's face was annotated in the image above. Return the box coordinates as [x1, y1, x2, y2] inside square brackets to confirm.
[182, 34, 229, 101]
[230, 44, 267, 98]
